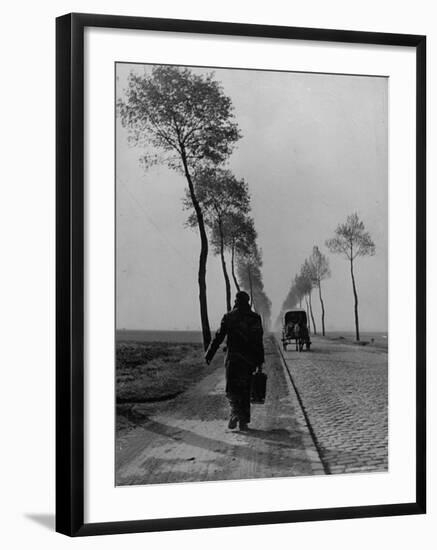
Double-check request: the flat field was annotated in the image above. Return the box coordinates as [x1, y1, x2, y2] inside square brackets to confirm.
[116, 333, 215, 436]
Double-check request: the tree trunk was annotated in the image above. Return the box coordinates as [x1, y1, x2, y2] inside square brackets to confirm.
[248, 267, 255, 310]
[181, 150, 211, 350]
[231, 242, 240, 292]
[318, 280, 326, 336]
[308, 290, 317, 335]
[218, 220, 232, 312]
[350, 257, 360, 341]
[304, 295, 310, 331]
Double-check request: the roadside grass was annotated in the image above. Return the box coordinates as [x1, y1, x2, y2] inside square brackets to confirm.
[116, 341, 210, 403]
[116, 340, 217, 435]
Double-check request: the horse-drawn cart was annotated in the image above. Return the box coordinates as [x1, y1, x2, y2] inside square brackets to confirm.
[281, 309, 311, 351]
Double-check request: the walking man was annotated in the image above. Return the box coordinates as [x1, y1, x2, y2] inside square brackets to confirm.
[205, 291, 264, 431]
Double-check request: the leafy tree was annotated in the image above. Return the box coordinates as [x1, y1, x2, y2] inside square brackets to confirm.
[185, 167, 250, 312]
[237, 244, 271, 329]
[277, 281, 300, 330]
[293, 273, 308, 309]
[253, 287, 272, 331]
[309, 246, 331, 336]
[237, 244, 263, 309]
[279, 249, 328, 336]
[220, 213, 257, 293]
[118, 65, 241, 350]
[326, 212, 375, 341]
[282, 282, 300, 311]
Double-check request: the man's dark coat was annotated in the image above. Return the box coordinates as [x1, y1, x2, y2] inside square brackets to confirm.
[205, 304, 264, 393]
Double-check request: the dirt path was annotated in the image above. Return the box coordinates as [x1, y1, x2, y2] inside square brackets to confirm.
[116, 336, 324, 486]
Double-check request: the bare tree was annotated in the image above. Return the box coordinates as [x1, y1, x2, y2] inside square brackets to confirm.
[326, 212, 375, 341]
[301, 260, 317, 335]
[309, 246, 331, 336]
[294, 271, 312, 331]
[118, 66, 241, 350]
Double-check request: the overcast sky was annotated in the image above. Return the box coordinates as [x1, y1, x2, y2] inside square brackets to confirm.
[116, 63, 388, 333]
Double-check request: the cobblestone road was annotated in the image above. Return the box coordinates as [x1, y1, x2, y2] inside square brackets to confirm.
[278, 336, 388, 475]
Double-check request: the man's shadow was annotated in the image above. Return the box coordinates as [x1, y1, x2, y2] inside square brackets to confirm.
[25, 513, 55, 531]
[237, 428, 302, 445]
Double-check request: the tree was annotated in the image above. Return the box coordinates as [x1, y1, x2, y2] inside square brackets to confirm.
[237, 243, 271, 330]
[326, 212, 375, 341]
[282, 282, 300, 311]
[293, 270, 312, 331]
[294, 272, 309, 309]
[237, 244, 263, 309]
[253, 287, 272, 331]
[277, 281, 300, 331]
[301, 260, 317, 335]
[223, 214, 257, 293]
[309, 246, 331, 336]
[118, 66, 241, 349]
[185, 167, 250, 312]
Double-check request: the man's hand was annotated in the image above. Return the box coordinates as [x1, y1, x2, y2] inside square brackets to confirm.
[256, 364, 263, 373]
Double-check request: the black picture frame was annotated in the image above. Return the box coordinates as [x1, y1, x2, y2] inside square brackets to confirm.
[56, 12, 426, 537]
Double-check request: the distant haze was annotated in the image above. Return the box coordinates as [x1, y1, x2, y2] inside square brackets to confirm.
[116, 64, 388, 333]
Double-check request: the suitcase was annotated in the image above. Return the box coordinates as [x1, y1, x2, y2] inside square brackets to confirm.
[251, 371, 267, 404]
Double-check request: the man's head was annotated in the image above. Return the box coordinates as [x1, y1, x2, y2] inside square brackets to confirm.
[234, 290, 251, 308]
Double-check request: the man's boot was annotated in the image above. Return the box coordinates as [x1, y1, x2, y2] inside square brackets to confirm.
[228, 416, 238, 429]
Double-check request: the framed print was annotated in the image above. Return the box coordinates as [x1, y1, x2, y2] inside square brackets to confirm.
[56, 13, 426, 536]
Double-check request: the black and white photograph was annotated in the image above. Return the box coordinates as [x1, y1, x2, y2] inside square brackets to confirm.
[115, 62, 388, 485]
[0, 0, 432, 546]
